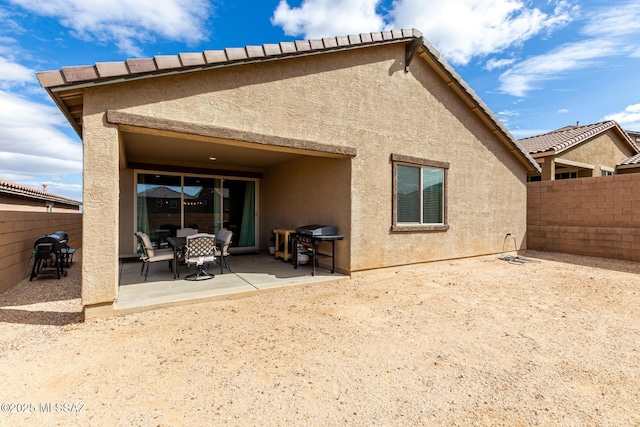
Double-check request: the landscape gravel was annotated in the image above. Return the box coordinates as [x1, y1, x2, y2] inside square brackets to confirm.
[1, 249, 639, 426]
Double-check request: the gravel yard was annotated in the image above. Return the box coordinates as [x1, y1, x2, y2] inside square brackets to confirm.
[1, 249, 639, 426]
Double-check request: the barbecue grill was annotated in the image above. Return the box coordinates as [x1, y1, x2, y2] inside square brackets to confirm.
[292, 225, 343, 276]
[295, 225, 337, 236]
[30, 233, 69, 280]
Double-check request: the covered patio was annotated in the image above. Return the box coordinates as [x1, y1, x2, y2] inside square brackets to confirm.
[116, 253, 347, 315]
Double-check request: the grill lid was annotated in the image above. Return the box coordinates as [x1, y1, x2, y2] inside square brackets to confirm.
[295, 225, 337, 236]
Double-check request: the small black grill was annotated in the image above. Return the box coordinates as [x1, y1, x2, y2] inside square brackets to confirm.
[292, 225, 343, 276]
[295, 225, 337, 236]
[29, 231, 71, 281]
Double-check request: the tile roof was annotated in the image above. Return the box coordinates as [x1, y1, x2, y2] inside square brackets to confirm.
[36, 29, 422, 89]
[0, 179, 82, 206]
[519, 121, 640, 155]
[619, 153, 640, 166]
[36, 28, 540, 173]
[138, 186, 194, 199]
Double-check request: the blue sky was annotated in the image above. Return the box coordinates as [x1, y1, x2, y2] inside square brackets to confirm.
[1, 0, 639, 202]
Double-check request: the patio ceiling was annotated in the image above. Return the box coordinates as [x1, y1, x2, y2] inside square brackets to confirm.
[121, 130, 303, 170]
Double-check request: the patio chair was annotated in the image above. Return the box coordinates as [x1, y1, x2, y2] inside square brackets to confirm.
[176, 227, 198, 238]
[215, 229, 233, 274]
[135, 232, 175, 281]
[184, 233, 217, 281]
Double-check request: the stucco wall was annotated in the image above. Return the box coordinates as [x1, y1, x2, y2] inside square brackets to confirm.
[81, 42, 530, 306]
[79, 106, 120, 307]
[557, 129, 635, 175]
[527, 174, 640, 261]
[0, 211, 82, 293]
[261, 156, 351, 272]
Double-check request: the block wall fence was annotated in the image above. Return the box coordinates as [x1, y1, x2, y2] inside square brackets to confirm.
[527, 174, 640, 262]
[0, 211, 82, 292]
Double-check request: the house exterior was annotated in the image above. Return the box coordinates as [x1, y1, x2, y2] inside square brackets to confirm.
[519, 121, 639, 181]
[617, 153, 640, 174]
[0, 179, 81, 212]
[627, 130, 640, 145]
[37, 29, 539, 317]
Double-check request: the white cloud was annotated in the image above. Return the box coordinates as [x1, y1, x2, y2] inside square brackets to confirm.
[498, 39, 616, 96]
[582, 1, 640, 39]
[498, 110, 519, 117]
[271, 0, 384, 39]
[271, 0, 575, 66]
[387, 0, 575, 65]
[485, 57, 515, 71]
[558, 108, 569, 114]
[0, 56, 36, 87]
[604, 103, 640, 130]
[0, 90, 82, 182]
[498, 1, 640, 97]
[6, 0, 212, 56]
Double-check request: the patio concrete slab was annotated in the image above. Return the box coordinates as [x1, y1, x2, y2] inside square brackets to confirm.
[115, 253, 347, 314]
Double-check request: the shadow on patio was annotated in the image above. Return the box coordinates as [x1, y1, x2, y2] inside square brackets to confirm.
[116, 253, 348, 314]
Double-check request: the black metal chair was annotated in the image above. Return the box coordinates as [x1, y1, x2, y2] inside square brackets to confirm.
[184, 233, 217, 281]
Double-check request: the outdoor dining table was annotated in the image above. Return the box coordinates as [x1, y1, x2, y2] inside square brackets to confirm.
[166, 236, 186, 280]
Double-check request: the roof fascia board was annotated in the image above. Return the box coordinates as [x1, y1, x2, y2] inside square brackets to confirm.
[554, 158, 594, 169]
[616, 163, 639, 170]
[47, 89, 83, 137]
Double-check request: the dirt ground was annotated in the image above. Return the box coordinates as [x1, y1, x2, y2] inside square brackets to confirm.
[1, 249, 639, 426]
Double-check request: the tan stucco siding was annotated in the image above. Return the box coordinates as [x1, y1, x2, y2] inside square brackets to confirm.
[261, 157, 351, 273]
[81, 43, 529, 304]
[345, 50, 527, 270]
[558, 130, 635, 175]
[80, 102, 120, 306]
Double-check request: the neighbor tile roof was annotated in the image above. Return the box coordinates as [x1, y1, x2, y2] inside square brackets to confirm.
[138, 186, 193, 199]
[519, 121, 640, 155]
[0, 179, 82, 206]
[36, 28, 540, 173]
[619, 153, 640, 166]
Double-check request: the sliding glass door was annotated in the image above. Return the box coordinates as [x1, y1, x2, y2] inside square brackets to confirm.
[223, 179, 256, 248]
[183, 176, 221, 235]
[136, 174, 181, 248]
[136, 172, 257, 250]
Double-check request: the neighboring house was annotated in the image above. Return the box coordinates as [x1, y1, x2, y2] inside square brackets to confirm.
[617, 153, 640, 174]
[0, 179, 81, 211]
[627, 129, 640, 145]
[37, 29, 539, 317]
[519, 121, 639, 181]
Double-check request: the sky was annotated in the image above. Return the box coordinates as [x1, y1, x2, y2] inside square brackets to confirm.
[1, 0, 640, 202]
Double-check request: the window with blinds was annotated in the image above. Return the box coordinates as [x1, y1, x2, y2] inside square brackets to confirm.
[396, 164, 444, 225]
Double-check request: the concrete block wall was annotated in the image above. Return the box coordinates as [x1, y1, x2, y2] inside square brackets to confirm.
[527, 174, 640, 261]
[0, 211, 82, 292]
